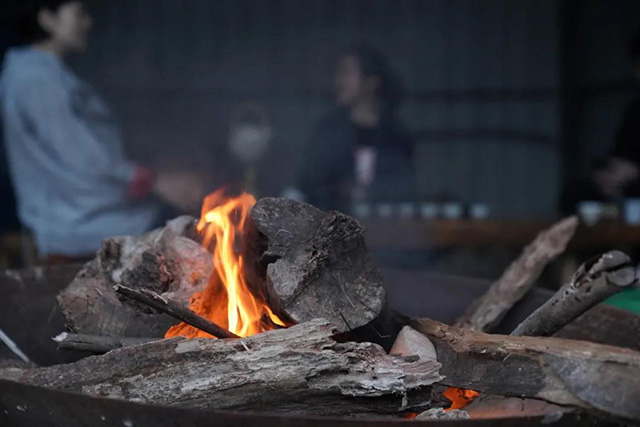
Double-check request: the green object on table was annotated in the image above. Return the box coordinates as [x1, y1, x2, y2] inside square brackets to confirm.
[606, 289, 640, 314]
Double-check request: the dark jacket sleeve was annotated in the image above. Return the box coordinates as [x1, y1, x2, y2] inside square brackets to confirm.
[298, 112, 353, 209]
[371, 128, 416, 203]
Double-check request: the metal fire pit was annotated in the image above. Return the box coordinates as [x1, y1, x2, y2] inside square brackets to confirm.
[0, 264, 631, 426]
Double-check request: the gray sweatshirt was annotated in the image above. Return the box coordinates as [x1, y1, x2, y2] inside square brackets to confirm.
[0, 47, 162, 256]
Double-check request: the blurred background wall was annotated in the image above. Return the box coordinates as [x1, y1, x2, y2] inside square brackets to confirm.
[70, 0, 560, 217]
[3, 0, 640, 221]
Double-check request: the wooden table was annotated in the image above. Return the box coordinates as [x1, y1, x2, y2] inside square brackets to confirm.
[363, 218, 640, 251]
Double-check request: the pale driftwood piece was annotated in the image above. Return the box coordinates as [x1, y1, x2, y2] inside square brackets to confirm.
[57, 216, 211, 338]
[455, 216, 578, 332]
[389, 326, 437, 361]
[3, 320, 442, 417]
[512, 250, 635, 337]
[412, 317, 640, 422]
[53, 332, 160, 353]
[244, 198, 386, 333]
[113, 285, 238, 339]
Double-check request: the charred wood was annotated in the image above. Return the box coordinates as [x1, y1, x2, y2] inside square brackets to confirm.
[56, 216, 211, 338]
[244, 198, 386, 333]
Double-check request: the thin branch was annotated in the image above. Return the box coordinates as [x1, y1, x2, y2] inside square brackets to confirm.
[53, 332, 160, 353]
[113, 285, 239, 339]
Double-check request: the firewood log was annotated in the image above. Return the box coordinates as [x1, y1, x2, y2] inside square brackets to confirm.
[412, 317, 640, 422]
[1, 320, 442, 417]
[56, 216, 211, 337]
[244, 198, 386, 333]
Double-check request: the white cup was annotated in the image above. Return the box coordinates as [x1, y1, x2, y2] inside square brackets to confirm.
[624, 199, 640, 224]
[442, 202, 463, 219]
[470, 203, 490, 220]
[578, 201, 603, 227]
[420, 203, 439, 219]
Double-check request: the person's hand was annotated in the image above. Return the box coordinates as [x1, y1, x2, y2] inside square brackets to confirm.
[153, 171, 209, 213]
[611, 157, 639, 183]
[594, 157, 639, 197]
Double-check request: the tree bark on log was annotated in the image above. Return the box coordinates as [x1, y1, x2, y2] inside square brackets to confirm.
[411, 317, 640, 422]
[244, 198, 386, 333]
[455, 216, 578, 332]
[3, 320, 442, 417]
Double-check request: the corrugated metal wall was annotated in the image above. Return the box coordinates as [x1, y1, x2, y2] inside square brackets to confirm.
[74, 0, 561, 217]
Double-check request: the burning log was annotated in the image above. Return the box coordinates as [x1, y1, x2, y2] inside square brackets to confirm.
[411, 317, 640, 422]
[2, 320, 442, 417]
[53, 333, 159, 354]
[57, 216, 211, 337]
[455, 216, 578, 332]
[113, 284, 238, 339]
[55, 195, 386, 343]
[511, 250, 636, 337]
[244, 198, 386, 333]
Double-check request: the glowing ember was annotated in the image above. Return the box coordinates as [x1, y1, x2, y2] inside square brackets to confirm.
[165, 190, 288, 339]
[443, 387, 479, 411]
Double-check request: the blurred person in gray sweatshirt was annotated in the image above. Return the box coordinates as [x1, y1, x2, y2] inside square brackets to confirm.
[1, 0, 207, 261]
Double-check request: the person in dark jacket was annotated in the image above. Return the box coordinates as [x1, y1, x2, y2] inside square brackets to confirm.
[593, 30, 640, 198]
[561, 30, 640, 213]
[296, 44, 415, 212]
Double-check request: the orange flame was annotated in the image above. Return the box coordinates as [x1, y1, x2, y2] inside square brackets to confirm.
[443, 387, 479, 411]
[165, 190, 288, 339]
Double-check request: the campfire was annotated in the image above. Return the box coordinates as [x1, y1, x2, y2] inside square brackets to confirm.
[165, 191, 288, 339]
[2, 192, 640, 424]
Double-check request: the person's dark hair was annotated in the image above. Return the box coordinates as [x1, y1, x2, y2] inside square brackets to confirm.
[17, 0, 80, 44]
[341, 43, 405, 113]
[629, 29, 640, 62]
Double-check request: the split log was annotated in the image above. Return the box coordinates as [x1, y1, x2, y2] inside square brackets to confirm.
[512, 250, 635, 337]
[113, 284, 238, 339]
[2, 320, 442, 417]
[244, 198, 386, 333]
[56, 216, 211, 337]
[412, 317, 640, 422]
[53, 333, 159, 353]
[455, 216, 578, 332]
